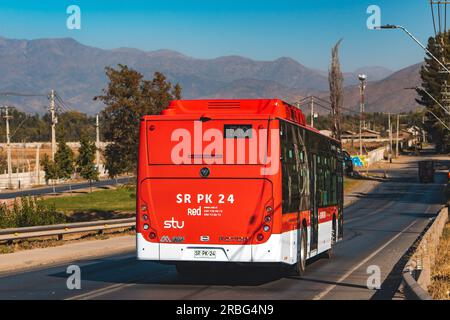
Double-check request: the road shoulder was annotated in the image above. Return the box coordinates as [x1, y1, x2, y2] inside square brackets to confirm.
[0, 235, 135, 275]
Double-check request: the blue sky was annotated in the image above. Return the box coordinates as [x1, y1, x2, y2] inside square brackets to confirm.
[0, 0, 437, 72]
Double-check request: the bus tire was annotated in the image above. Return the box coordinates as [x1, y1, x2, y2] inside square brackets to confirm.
[292, 227, 307, 276]
[324, 217, 337, 259]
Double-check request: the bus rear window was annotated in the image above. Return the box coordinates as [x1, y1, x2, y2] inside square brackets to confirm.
[224, 124, 253, 138]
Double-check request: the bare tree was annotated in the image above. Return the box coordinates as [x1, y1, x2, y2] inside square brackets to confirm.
[329, 39, 343, 140]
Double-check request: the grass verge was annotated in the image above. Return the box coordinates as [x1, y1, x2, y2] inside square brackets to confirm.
[344, 177, 364, 194]
[40, 185, 136, 221]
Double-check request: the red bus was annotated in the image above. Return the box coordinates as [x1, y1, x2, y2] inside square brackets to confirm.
[137, 99, 344, 275]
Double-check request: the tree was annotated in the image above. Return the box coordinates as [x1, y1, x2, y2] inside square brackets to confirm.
[417, 33, 450, 152]
[76, 134, 99, 192]
[95, 65, 182, 178]
[54, 140, 75, 180]
[42, 154, 58, 189]
[329, 39, 343, 141]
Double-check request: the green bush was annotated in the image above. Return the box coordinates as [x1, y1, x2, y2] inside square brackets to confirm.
[0, 197, 66, 229]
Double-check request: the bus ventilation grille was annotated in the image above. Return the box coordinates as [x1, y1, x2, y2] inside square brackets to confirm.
[207, 101, 241, 109]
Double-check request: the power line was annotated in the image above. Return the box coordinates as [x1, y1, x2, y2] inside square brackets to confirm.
[0, 92, 48, 97]
[10, 116, 29, 140]
[54, 92, 75, 113]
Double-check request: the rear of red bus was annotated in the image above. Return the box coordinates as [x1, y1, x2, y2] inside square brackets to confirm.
[136, 99, 288, 265]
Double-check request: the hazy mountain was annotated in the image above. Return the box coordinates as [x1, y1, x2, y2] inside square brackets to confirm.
[0, 36, 419, 115]
[314, 66, 394, 86]
[341, 63, 422, 114]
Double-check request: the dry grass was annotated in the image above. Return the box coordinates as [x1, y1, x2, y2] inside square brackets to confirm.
[428, 222, 450, 300]
[344, 177, 363, 194]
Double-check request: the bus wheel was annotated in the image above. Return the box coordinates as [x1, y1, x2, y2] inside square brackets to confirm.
[324, 218, 337, 259]
[291, 227, 307, 276]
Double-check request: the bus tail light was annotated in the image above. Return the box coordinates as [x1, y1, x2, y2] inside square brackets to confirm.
[149, 232, 157, 239]
[263, 225, 270, 232]
[257, 233, 264, 241]
[141, 203, 148, 212]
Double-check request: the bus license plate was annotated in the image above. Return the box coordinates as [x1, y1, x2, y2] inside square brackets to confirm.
[194, 249, 216, 259]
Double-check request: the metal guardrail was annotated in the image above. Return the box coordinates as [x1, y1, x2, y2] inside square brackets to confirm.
[0, 218, 135, 242]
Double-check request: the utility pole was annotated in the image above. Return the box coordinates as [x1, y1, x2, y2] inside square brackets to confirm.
[95, 114, 100, 170]
[310, 97, 315, 127]
[35, 144, 40, 185]
[388, 113, 392, 162]
[50, 90, 57, 160]
[358, 74, 367, 155]
[396, 114, 400, 158]
[3, 106, 13, 189]
[422, 114, 426, 143]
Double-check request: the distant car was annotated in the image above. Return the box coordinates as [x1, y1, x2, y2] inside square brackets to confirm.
[343, 150, 353, 175]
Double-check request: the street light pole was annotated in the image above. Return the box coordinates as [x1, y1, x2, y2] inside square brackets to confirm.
[377, 25, 450, 74]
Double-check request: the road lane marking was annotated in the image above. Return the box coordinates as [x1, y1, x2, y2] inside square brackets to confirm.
[313, 219, 418, 300]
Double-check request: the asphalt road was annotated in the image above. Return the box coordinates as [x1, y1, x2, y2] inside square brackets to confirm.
[0, 177, 133, 199]
[0, 154, 447, 300]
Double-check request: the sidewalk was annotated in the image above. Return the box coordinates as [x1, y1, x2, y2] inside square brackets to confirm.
[0, 235, 135, 275]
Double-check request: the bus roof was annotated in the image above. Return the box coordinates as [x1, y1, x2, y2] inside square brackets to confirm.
[160, 99, 307, 126]
[143, 98, 335, 142]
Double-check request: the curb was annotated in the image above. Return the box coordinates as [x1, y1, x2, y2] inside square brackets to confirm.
[401, 206, 449, 300]
[402, 271, 432, 300]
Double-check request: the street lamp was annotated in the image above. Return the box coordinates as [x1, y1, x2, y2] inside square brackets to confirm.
[376, 24, 450, 74]
[358, 74, 367, 155]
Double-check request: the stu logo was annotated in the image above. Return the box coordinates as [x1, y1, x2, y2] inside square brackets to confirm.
[164, 217, 185, 229]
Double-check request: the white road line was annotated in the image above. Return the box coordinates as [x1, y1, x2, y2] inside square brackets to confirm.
[313, 219, 418, 300]
[66, 282, 137, 300]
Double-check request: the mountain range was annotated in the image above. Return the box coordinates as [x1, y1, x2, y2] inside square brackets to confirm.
[0, 36, 422, 115]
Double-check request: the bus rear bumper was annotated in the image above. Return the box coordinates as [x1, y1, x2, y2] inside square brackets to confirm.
[136, 233, 291, 264]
